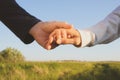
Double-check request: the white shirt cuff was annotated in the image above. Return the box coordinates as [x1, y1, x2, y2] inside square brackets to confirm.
[78, 30, 95, 47]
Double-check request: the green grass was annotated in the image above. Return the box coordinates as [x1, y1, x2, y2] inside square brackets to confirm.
[0, 61, 120, 80]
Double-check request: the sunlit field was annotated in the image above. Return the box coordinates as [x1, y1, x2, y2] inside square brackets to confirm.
[0, 48, 120, 80]
[0, 61, 120, 80]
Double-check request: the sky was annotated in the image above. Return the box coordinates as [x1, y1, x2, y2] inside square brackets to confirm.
[0, 0, 120, 61]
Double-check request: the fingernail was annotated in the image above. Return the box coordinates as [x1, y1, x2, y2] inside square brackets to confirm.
[57, 39, 61, 44]
[47, 45, 51, 50]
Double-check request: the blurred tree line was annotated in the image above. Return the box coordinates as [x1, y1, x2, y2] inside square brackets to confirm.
[0, 47, 25, 62]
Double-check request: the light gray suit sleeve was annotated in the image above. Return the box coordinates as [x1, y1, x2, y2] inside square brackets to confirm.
[88, 6, 120, 45]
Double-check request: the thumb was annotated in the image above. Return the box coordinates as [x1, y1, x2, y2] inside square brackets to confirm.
[54, 21, 73, 29]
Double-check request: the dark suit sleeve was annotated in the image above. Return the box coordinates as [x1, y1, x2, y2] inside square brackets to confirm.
[0, 0, 41, 44]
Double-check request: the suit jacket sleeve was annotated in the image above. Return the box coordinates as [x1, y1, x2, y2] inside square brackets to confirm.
[0, 0, 41, 44]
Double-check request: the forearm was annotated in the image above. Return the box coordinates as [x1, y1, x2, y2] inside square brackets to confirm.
[0, 0, 41, 44]
[89, 6, 120, 45]
[78, 6, 120, 47]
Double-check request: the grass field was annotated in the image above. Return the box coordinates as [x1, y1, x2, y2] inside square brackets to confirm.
[0, 61, 120, 80]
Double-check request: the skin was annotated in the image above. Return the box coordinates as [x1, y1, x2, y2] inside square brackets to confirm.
[47, 28, 81, 50]
[29, 21, 73, 50]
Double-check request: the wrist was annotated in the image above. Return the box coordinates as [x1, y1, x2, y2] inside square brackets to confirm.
[29, 22, 42, 37]
[78, 30, 95, 47]
[74, 29, 81, 47]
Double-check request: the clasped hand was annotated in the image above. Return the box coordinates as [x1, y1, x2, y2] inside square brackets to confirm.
[29, 21, 81, 50]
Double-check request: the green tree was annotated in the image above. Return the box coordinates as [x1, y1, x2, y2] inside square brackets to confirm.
[0, 55, 4, 62]
[0, 47, 25, 62]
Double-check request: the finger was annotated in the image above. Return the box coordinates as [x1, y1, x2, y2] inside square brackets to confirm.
[46, 41, 58, 50]
[51, 41, 59, 49]
[74, 38, 81, 46]
[49, 35, 54, 44]
[60, 38, 75, 44]
[66, 29, 75, 35]
[61, 29, 67, 39]
[67, 34, 72, 38]
[46, 38, 54, 50]
[66, 29, 79, 37]
[46, 44, 51, 50]
[56, 30, 62, 44]
[46, 32, 56, 50]
[53, 21, 73, 29]
[46, 38, 57, 50]
[46, 40, 59, 50]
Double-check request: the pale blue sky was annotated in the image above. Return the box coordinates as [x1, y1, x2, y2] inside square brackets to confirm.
[0, 0, 120, 61]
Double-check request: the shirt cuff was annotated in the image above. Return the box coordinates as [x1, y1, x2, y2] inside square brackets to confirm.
[78, 30, 95, 47]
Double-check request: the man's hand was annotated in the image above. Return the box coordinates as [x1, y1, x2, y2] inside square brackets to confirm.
[29, 21, 72, 50]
